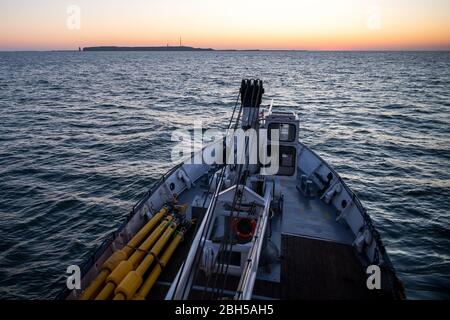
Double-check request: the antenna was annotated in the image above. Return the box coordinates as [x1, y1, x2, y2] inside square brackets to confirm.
[179, 37, 181, 47]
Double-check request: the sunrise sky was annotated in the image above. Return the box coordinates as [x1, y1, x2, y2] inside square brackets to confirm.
[1, 0, 449, 51]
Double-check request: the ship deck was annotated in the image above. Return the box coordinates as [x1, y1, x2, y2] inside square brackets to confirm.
[277, 176, 354, 245]
[144, 174, 385, 300]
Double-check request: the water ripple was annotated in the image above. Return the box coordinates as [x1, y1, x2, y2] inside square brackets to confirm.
[0, 51, 449, 299]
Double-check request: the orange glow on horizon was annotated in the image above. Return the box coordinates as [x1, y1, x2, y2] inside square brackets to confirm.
[0, 0, 449, 51]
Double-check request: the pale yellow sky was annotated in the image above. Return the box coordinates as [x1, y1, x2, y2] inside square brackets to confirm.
[0, 0, 449, 50]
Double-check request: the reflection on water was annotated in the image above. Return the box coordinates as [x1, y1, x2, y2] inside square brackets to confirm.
[0, 51, 449, 299]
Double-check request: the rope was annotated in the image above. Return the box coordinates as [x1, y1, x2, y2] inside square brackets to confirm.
[215, 80, 264, 299]
[171, 87, 244, 300]
[198, 81, 255, 299]
[172, 79, 263, 300]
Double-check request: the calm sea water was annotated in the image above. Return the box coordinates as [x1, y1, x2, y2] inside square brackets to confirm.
[0, 51, 449, 299]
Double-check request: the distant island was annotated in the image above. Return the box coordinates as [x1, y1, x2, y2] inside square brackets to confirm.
[83, 46, 214, 52]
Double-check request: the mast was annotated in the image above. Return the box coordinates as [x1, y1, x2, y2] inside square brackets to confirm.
[167, 79, 267, 300]
[240, 79, 264, 130]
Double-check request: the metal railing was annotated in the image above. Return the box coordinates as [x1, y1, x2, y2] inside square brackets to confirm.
[234, 183, 273, 300]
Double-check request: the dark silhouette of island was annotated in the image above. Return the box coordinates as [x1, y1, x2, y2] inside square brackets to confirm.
[83, 46, 214, 52]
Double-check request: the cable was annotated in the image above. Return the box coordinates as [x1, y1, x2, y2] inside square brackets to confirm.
[204, 80, 260, 299]
[202, 80, 254, 298]
[172, 79, 263, 300]
[199, 81, 254, 299]
[215, 80, 264, 299]
[171, 86, 245, 300]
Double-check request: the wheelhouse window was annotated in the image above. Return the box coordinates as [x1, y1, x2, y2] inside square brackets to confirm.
[264, 145, 296, 176]
[268, 123, 296, 142]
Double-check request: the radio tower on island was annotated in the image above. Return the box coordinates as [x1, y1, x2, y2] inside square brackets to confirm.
[179, 36, 182, 47]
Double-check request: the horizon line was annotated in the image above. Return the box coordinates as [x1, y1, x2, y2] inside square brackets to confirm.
[1, 47, 450, 52]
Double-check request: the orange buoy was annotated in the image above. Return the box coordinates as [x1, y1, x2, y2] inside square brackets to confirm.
[231, 217, 256, 242]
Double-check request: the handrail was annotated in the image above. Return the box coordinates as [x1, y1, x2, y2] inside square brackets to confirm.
[268, 99, 274, 114]
[57, 162, 184, 300]
[132, 163, 183, 215]
[298, 141, 392, 265]
[298, 142, 405, 299]
[169, 165, 226, 300]
[234, 183, 272, 300]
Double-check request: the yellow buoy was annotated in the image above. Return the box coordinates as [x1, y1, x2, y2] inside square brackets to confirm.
[79, 206, 168, 300]
[94, 215, 174, 300]
[113, 221, 179, 300]
[133, 228, 185, 300]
